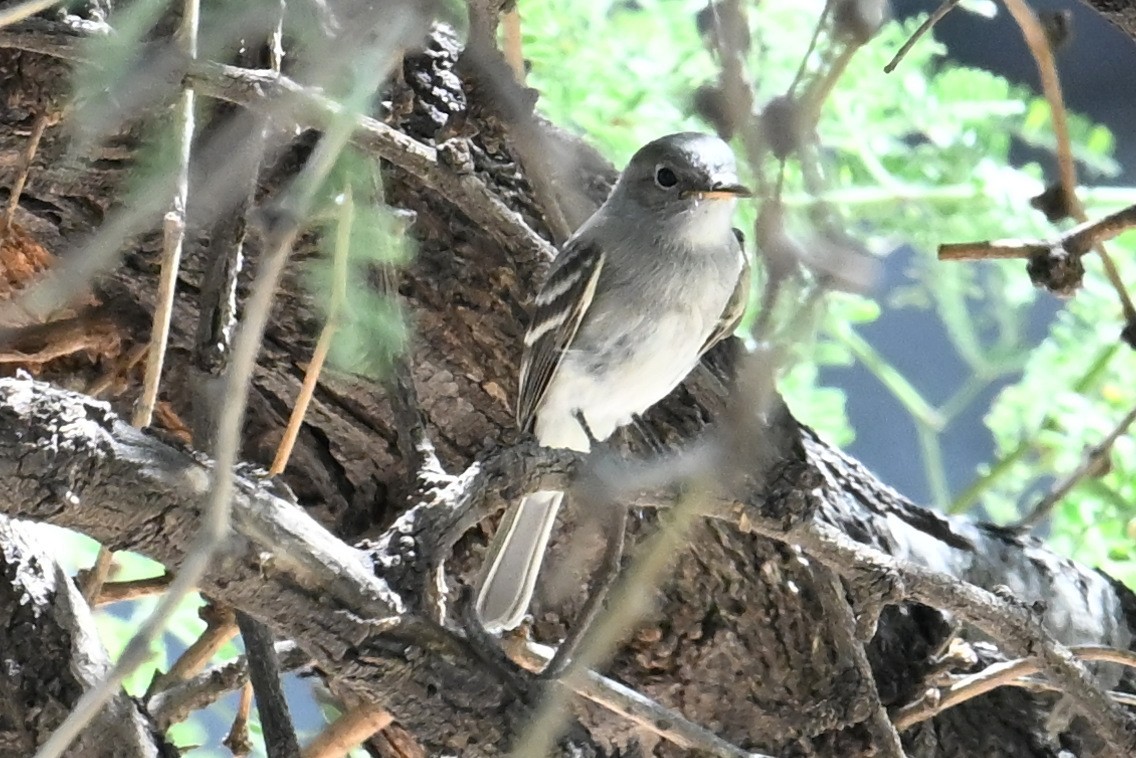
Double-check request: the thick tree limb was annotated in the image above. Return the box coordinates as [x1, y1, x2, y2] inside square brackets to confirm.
[1, 376, 1134, 754]
[0, 517, 174, 758]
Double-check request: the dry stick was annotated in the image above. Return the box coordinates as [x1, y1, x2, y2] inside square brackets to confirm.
[938, 201, 1136, 261]
[505, 639, 774, 758]
[1001, 0, 1136, 322]
[883, 0, 962, 73]
[301, 704, 394, 758]
[270, 187, 400, 756]
[1, 109, 50, 234]
[1016, 404, 1136, 528]
[93, 573, 173, 606]
[225, 679, 256, 756]
[88, 0, 195, 599]
[270, 186, 352, 476]
[79, 546, 115, 604]
[0, 0, 61, 29]
[150, 605, 239, 694]
[81, 0, 201, 623]
[892, 645, 1136, 731]
[148, 642, 308, 731]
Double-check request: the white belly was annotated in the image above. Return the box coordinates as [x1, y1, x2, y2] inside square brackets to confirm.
[534, 308, 712, 452]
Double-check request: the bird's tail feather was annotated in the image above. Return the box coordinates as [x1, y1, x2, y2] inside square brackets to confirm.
[476, 490, 564, 633]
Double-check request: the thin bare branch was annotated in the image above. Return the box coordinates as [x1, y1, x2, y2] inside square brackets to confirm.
[270, 186, 352, 475]
[150, 603, 239, 693]
[0, 0, 60, 29]
[93, 573, 172, 606]
[301, 704, 394, 758]
[147, 642, 309, 731]
[1001, 0, 1136, 321]
[506, 639, 773, 758]
[893, 644, 1136, 730]
[884, 0, 962, 73]
[1, 109, 51, 234]
[1016, 404, 1136, 528]
[78, 545, 115, 604]
[225, 679, 256, 756]
[938, 202, 1136, 261]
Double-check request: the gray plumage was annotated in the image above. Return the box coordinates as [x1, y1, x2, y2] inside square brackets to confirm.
[476, 132, 751, 632]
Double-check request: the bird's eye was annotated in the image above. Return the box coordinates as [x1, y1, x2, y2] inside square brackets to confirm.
[654, 165, 678, 189]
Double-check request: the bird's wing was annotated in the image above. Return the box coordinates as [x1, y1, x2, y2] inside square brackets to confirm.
[516, 237, 605, 431]
[698, 229, 751, 358]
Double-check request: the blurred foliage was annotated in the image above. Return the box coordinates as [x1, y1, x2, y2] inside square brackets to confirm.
[520, 0, 1136, 577]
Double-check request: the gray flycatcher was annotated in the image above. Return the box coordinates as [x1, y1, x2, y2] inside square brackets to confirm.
[476, 131, 752, 633]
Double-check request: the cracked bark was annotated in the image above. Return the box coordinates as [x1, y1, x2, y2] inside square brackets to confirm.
[1, 9, 1135, 758]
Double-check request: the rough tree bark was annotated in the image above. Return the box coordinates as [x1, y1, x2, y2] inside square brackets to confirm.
[1, 2, 1135, 756]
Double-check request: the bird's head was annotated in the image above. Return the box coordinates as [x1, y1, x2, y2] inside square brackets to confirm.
[614, 131, 751, 210]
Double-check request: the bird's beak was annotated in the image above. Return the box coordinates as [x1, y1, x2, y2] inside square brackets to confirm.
[687, 181, 753, 201]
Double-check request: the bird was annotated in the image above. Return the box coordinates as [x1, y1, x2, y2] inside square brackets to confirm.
[476, 131, 752, 633]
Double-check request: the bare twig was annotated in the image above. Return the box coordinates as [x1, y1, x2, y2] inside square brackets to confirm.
[505, 639, 773, 758]
[147, 642, 309, 731]
[302, 704, 394, 758]
[1001, 0, 1136, 321]
[65, 0, 199, 616]
[938, 202, 1136, 261]
[884, 0, 962, 73]
[149, 603, 239, 693]
[184, 62, 556, 263]
[0, 0, 60, 29]
[893, 644, 1136, 730]
[270, 186, 352, 475]
[79, 545, 114, 604]
[225, 679, 256, 756]
[1, 110, 51, 234]
[1016, 404, 1136, 528]
[93, 573, 172, 606]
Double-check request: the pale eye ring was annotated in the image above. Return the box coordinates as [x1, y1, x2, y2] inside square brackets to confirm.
[654, 165, 679, 189]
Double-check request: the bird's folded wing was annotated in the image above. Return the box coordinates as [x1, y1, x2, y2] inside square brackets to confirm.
[698, 235, 751, 358]
[516, 238, 605, 430]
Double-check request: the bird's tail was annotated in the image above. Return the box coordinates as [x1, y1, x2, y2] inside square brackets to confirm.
[475, 490, 564, 633]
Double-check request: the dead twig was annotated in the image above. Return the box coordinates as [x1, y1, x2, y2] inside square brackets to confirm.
[504, 639, 770, 758]
[1001, 0, 1136, 320]
[149, 603, 239, 694]
[938, 202, 1136, 261]
[93, 573, 173, 606]
[225, 679, 256, 756]
[147, 642, 309, 732]
[1, 110, 51, 234]
[302, 704, 394, 758]
[892, 644, 1136, 730]
[884, 0, 962, 73]
[0, 0, 61, 30]
[1016, 404, 1136, 528]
